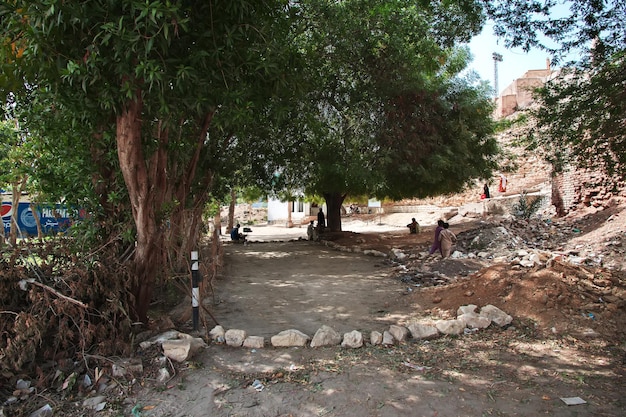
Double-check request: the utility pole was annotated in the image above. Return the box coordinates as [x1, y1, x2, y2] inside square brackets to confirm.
[492, 52, 503, 99]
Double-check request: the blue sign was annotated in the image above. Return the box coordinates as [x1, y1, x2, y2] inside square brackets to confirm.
[2, 202, 73, 237]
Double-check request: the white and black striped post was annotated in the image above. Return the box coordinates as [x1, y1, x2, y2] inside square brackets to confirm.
[191, 250, 200, 331]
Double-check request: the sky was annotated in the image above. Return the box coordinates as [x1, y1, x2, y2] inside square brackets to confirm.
[467, 23, 553, 96]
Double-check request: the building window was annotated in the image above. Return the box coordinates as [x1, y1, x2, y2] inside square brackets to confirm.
[292, 200, 304, 213]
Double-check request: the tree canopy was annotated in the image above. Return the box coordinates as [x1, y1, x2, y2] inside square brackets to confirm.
[485, 0, 626, 178]
[1, 0, 503, 316]
[0, 0, 298, 321]
[278, 0, 498, 230]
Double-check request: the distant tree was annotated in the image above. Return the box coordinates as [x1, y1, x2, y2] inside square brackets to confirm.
[282, 0, 497, 231]
[0, 118, 35, 245]
[485, 0, 626, 178]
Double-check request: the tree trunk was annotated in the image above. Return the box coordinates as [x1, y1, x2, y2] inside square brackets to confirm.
[9, 177, 27, 245]
[324, 192, 346, 232]
[116, 96, 165, 323]
[228, 189, 236, 232]
[214, 211, 222, 236]
[30, 202, 43, 238]
[287, 201, 293, 228]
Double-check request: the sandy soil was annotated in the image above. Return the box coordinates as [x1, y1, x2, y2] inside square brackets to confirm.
[120, 207, 626, 417]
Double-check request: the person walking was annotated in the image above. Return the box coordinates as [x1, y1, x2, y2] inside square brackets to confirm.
[498, 174, 507, 193]
[429, 220, 445, 255]
[438, 222, 457, 258]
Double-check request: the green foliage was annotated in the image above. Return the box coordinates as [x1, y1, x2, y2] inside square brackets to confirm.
[494, 114, 528, 133]
[530, 52, 626, 177]
[280, 0, 496, 205]
[512, 191, 544, 220]
[486, 0, 626, 179]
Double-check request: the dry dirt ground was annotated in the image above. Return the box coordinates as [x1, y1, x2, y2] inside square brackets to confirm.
[119, 204, 626, 417]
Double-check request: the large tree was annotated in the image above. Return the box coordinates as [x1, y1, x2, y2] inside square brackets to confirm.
[485, 0, 626, 178]
[0, 1, 295, 322]
[280, 0, 497, 231]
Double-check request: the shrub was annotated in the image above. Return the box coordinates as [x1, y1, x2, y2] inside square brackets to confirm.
[513, 192, 544, 219]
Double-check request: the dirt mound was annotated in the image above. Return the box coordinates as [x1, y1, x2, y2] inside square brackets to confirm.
[321, 200, 626, 343]
[406, 261, 626, 340]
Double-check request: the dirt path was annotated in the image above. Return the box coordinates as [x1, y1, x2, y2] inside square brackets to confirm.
[213, 240, 410, 338]
[126, 238, 624, 417]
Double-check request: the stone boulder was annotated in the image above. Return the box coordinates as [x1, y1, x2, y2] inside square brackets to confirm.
[209, 325, 226, 343]
[389, 325, 409, 342]
[370, 331, 383, 345]
[162, 336, 208, 362]
[458, 313, 492, 329]
[382, 331, 395, 345]
[407, 322, 439, 340]
[435, 319, 465, 335]
[341, 330, 364, 348]
[271, 329, 310, 347]
[225, 329, 247, 347]
[243, 336, 265, 349]
[310, 325, 342, 347]
[480, 304, 513, 327]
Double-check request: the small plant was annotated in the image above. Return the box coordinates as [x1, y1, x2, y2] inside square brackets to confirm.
[512, 192, 544, 219]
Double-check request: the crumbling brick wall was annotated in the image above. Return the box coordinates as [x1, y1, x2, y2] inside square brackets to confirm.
[552, 166, 625, 216]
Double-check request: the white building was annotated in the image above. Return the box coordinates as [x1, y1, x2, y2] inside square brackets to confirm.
[267, 197, 324, 226]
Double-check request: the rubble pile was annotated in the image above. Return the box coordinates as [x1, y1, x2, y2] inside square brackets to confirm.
[420, 216, 621, 270]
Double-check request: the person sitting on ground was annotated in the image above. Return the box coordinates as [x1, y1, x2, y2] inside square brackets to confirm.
[438, 222, 457, 258]
[230, 223, 245, 241]
[406, 218, 420, 234]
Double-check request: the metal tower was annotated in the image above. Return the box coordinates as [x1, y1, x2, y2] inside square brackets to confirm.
[492, 52, 503, 98]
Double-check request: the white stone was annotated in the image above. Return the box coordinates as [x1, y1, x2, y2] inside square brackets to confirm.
[457, 304, 478, 316]
[341, 330, 363, 348]
[157, 368, 171, 383]
[450, 251, 464, 259]
[370, 331, 383, 345]
[480, 304, 513, 327]
[209, 325, 226, 342]
[529, 253, 542, 265]
[363, 249, 387, 257]
[310, 325, 341, 347]
[271, 329, 310, 347]
[458, 313, 492, 329]
[225, 329, 247, 347]
[435, 319, 466, 335]
[407, 322, 439, 340]
[391, 248, 407, 260]
[382, 331, 395, 345]
[243, 336, 265, 349]
[162, 337, 207, 362]
[389, 325, 409, 342]
[519, 259, 535, 268]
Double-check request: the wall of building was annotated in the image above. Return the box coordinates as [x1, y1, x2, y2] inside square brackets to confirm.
[552, 166, 625, 216]
[496, 68, 554, 118]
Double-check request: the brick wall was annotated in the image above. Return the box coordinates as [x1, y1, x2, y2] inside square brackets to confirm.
[552, 165, 625, 216]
